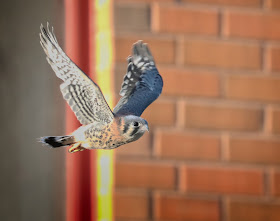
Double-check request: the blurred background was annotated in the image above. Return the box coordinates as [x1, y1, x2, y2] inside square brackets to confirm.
[1, 0, 280, 221]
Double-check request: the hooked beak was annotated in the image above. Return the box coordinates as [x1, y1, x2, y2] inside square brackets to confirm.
[144, 123, 149, 132]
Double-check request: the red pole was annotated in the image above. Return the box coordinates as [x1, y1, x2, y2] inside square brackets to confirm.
[64, 0, 96, 220]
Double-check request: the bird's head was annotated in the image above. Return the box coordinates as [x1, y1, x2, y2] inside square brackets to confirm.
[119, 115, 149, 142]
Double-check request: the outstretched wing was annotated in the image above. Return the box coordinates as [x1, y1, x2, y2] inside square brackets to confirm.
[113, 41, 163, 116]
[40, 24, 114, 125]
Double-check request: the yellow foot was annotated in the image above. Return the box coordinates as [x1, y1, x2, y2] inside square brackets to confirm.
[68, 142, 86, 153]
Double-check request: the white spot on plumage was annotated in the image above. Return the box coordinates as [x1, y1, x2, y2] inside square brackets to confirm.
[133, 56, 141, 64]
[137, 62, 144, 67]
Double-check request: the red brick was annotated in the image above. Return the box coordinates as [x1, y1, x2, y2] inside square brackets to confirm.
[116, 133, 151, 157]
[115, 36, 175, 64]
[161, 68, 220, 97]
[183, 39, 261, 70]
[154, 192, 219, 221]
[116, 0, 173, 2]
[115, 190, 149, 219]
[228, 200, 280, 221]
[268, 108, 280, 134]
[115, 4, 149, 32]
[226, 75, 280, 102]
[266, 0, 280, 10]
[267, 45, 280, 72]
[266, 106, 280, 134]
[116, 161, 175, 189]
[180, 166, 264, 195]
[182, 0, 261, 7]
[228, 137, 280, 164]
[154, 130, 220, 160]
[114, 65, 128, 96]
[184, 103, 263, 131]
[142, 100, 176, 127]
[152, 4, 218, 35]
[224, 10, 280, 40]
[270, 170, 280, 196]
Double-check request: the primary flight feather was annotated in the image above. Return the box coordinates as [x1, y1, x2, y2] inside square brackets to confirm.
[39, 23, 163, 153]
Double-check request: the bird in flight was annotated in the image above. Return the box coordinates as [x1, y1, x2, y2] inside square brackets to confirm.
[39, 24, 163, 153]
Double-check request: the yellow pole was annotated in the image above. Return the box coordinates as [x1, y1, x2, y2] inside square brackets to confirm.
[94, 0, 114, 221]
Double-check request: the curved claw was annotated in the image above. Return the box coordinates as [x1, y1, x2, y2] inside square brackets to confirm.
[68, 142, 86, 153]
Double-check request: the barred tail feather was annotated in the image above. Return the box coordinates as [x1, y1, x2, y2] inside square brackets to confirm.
[40, 135, 75, 148]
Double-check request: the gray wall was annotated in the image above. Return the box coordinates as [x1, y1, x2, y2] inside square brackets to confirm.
[0, 0, 66, 220]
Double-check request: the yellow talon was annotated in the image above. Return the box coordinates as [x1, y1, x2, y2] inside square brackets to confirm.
[68, 142, 85, 153]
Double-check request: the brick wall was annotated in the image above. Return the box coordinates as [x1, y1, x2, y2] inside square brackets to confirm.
[113, 1, 280, 221]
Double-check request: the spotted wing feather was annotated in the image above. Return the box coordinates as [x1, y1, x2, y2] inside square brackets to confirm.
[113, 41, 163, 116]
[39, 23, 114, 125]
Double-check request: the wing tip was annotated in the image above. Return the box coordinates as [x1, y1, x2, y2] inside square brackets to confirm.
[132, 40, 154, 62]
[39, 22, 58, 47]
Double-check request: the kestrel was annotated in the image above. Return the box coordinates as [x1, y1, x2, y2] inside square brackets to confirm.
[39, 24, 163, 153]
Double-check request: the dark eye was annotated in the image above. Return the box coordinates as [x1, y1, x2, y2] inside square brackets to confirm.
[133, 121, 139, 127]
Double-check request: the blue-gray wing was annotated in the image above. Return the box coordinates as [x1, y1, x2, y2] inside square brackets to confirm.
[113, 41, 163, 116]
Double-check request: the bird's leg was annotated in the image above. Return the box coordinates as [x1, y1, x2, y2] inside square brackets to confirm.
[68, 142, 86, 153]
